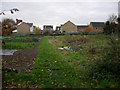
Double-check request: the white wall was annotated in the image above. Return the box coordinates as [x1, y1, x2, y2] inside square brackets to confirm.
[30, 26, 34, 32]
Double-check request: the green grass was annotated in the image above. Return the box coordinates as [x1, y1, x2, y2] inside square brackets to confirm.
[48, 34, 120, 88]
[2, 35, 40, 42]
[3, 36, 94, 88]
[32, 36, 88, 88]
[3, 35, 120, 88]
[2, 35, 40, 49]
[2, 42, 36, 49]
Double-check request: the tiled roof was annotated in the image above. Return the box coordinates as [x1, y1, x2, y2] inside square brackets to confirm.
[90, 22, 104, 28]
[77, 25, 89, 29]
[26, 23, 33, 27]
[18, 22, 33, 27]
[43, 25, 53, 28]
[63, 20, 76, 26]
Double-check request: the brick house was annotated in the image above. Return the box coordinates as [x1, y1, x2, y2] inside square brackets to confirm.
[77, 25, 89, 32]
[43, 25, 53, 34]
[89, 22, 104, 32]
[61, 21, 77, 33]
[17, 22, 33, 35]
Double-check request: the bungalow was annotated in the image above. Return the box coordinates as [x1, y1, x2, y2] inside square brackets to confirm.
[17, 22, 34, 35]
[89, 22, 104, 32]
[61, 21, 77, 33]
[77, 25, 89, 32]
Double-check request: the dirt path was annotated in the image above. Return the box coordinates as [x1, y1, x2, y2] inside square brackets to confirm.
[2, 37, 43, 72]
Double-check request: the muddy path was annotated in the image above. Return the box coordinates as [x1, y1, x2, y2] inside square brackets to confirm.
[2, 37, 44, 72]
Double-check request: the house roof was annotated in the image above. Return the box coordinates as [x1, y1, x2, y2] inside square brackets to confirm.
[17, 22, 22, 26]
[12, 29, 17, 33]
[62, 20, 76, 26]
[43, 25, 53, 28]
[90, 22, 104, 28]
[18, 22, 33, 27]
[26, 23, 33, 27]
[77, 25, 89, 29]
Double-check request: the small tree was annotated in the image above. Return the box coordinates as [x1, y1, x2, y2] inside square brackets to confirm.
[104, 21, 116, 35]
[34, 27, 41, 34]
[0, 8, 20, 36]
[108, 14, 117, 23]
[2, 18, 16, 35]
[104, 14, 117, 35]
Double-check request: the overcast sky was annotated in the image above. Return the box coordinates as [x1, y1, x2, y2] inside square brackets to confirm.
[0, 0, 119, 29]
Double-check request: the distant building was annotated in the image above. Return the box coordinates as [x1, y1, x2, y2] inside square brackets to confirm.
[17, 22, 33, 35]
[43, 25, 53, 31]
[55, 26, 61, 31]
[43, 25, 53, 34]
[55, 26, 61, 34]
[89, 22, 104, 32]
[33, 26, 36, 30]
[61, 21, 77, 33]
[77, 25, 89, 32]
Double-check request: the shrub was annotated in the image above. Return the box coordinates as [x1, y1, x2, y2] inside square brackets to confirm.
[89, 37, 120, 80]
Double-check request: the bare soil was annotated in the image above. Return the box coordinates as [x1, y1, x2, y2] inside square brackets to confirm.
[2, 38, 43, 72]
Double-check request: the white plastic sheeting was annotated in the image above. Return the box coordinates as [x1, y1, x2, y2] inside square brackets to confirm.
[0, 49, 17, 55]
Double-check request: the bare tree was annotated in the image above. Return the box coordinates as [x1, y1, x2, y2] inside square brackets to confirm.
[108, 14, 117, 23]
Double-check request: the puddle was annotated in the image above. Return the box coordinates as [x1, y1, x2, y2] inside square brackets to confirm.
[0, 49, 18, 55]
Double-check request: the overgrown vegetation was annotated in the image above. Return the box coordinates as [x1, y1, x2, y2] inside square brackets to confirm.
[3, 35, 120, 88]
[89, 38, 120, 79]
[49, 34, 120, 88]
[3, 36, 96, 88]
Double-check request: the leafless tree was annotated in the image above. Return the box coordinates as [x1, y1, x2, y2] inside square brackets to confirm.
[108, 14, 117, 23]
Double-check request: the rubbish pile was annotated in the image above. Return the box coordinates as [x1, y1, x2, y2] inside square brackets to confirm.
[58, 46, 74, 51]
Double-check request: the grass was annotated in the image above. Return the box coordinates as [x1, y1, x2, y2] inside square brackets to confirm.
[2, 35, 40, 42]
[3, 35, 120, 88]
[1, 35, 41, 49]
[3, 36, 94, 88]
[2, 42, 36, 49]
[49, 34, 120, 88]
[32, 36, 90, 88]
